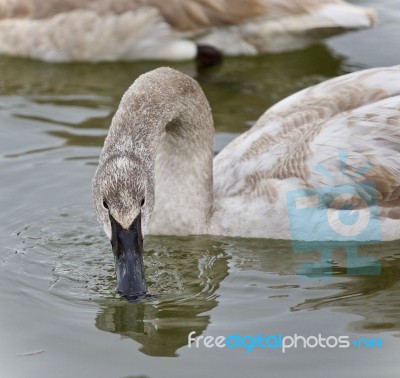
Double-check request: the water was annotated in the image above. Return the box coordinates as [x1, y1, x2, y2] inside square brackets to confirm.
[1, 1, 400, 376]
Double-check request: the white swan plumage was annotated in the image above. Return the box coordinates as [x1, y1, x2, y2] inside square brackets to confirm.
[0, 0, 377, 62]
[92, 65, 400, 296]
[93, 65, 400, 241]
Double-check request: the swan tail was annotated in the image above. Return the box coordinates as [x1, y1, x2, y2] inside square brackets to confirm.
[313, 2, 377, 31]
[237, 1, 376, 54]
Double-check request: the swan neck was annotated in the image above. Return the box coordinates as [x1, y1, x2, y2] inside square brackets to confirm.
[151, 90, 214, 235]
[115, 68, 215, 235]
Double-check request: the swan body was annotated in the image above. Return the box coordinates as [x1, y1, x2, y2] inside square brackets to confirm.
[0, 0, 377, 62]
[94, 65, 400, 241]
[93, 65, 400, 296]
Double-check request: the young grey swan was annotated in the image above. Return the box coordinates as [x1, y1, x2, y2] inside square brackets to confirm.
[0, 0, 376, 62]
[93, 66, 400, 297]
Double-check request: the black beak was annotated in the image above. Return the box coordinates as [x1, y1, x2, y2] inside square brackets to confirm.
[110, 213, 147, 299]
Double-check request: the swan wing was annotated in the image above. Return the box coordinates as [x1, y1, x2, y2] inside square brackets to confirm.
[214, 65, 400, 207]
[0, 0, 92, 19]
[0, 0, 376, 59]
[0, 0, 265, 24]
[112, 0, 375, 33]
[144, 0, 267, 31]
[1, 0, 375, 30]
[0, 6, 198, 61]
[194, 0, 376, 54]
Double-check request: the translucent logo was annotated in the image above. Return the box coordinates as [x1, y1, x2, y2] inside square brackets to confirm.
[188, 331, 384, 353]
[286, 152, 382, 277]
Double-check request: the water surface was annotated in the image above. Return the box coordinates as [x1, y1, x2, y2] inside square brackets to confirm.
[1, 1, 400, 377]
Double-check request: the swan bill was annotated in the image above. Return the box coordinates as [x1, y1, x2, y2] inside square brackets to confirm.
[110, 213, 147, 299]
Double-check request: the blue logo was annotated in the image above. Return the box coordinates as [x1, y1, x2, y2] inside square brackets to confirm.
[286, 151, 382, 277]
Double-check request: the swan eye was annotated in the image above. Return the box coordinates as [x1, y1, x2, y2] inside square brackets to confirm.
[103, 200, 109, 210]
[140, 198, 145, 207]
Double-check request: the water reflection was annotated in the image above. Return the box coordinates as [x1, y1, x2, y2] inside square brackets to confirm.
[292, 243, 400, 335]
[94, 237, 400, 357]
[225, 238, 400, 335]
[1, 44, 349, 153]
[0, 44, 346, 96]
[8, 209, 400, 358]
[95, 237, 230, 357]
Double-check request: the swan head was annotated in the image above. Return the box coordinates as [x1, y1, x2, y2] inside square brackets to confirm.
[93, 155, 154, 299]
[92, 66, 214, 299]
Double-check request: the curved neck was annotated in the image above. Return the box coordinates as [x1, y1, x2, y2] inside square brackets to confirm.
[109, 68, 214, 235]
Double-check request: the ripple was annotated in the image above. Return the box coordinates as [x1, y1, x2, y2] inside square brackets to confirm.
[8, 206, 231, 305]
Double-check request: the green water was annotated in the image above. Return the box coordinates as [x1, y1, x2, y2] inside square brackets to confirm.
[1, 1, 400, 377]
